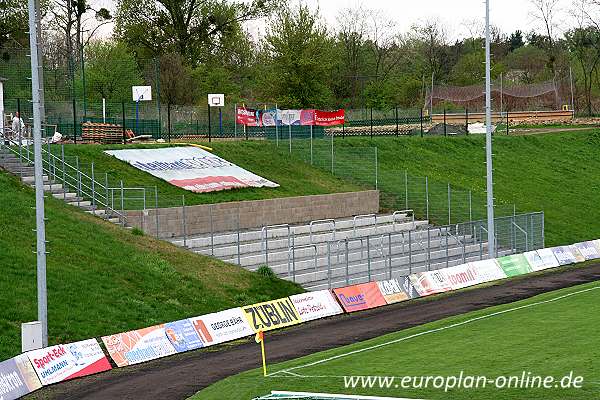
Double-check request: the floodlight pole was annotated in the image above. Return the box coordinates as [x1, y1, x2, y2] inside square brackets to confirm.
[28, 0, 48, 347]
[485, 0, 496, 257]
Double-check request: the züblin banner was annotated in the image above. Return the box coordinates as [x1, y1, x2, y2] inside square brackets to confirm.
[242, 297, 302, 332]
[236, 107, 345, 127]
[105, 147, 279, 193]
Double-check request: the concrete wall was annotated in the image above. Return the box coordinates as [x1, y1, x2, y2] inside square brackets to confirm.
[126, 190, 379, 238]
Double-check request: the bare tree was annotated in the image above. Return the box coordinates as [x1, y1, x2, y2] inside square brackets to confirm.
[335, 5, 368, 105]
[529, 0, 561, 73]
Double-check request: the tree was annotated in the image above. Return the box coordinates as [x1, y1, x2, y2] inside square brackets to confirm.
[80, 41, 143, 102]
[115, 0, 271, 65]
[0, 0, 29, 48]
[506, 45, 550, 83]
[411, 20, 449, 83]
[509, 30, 525, 51]
[529, 0, 560, 73]
[260, 4, 334, 107]
[565, 26, 600, 115]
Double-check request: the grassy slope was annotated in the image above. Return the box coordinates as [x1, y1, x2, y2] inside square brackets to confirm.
[60, 141, 362, 207]
[0, 171, 302, 360]
[193, 280, 600, 400]
[322, 130, 600, 246]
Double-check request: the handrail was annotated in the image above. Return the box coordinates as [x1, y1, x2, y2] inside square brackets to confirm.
[446, 229, 466, 263]
[512, 220, 529, 252]
[392, 209, 414, 231]
[353, 213, 377, 237]
[261, 224, 292, 266]
[287, 244, 318, 283]
[309, 219, 336, 244]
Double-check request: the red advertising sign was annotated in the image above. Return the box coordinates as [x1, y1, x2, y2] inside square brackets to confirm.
[333, 282, 387, 313]
[315, 109, 345, 126]
[236, 106, 260, 126]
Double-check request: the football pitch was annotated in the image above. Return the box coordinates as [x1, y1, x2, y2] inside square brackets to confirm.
[193, 281, 600, 400]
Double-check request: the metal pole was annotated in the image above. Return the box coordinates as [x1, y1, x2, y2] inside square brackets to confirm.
[122, 102, 126, 144]
[120, 180, 124, 225]
[448, 183, 451, 225]
[331, 126, 334, 173]
[506, 110, 509, 135]
[370, 107, 373, 138]
[237, 205, 241, 265]
[234, 103, 238, 139]
[91, 162, 95, 215]
[500, 72, 503, 116]
[420, 108, 423, 137]
[374, 147, 378, 190]
[208, 104, 212, 142]
[443, 108, 447, 136]
[425, 176, 429, 221]
[72, 99, 77, 144]
[404, 170, 408, 209]
[28, 0, 48, 346]
[310, 123, 313, 165]
[81, 43, 87, 119]
[465, 108, 469, 134]
[275, 104, 279, 146]
[395, 107, 399, 136]
[430, 72, 434, 118]
[219, 107, 223, 137]
[182, 195, 187, 247]
[155, 186, 159, 238]
[469, 190, 472, 222]
[102, 98, 106, 123]
[288, 123, 291, 153]
[485, 0, 496, 257]
[62, 145, 66, 201]
[167, 103, 171, 143]
[569, 66, 575, 116]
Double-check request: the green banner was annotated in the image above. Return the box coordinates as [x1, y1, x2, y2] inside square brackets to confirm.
[496, 254, 533, 277]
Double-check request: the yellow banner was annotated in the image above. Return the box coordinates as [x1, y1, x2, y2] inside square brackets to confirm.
[242, 297, 302, 333]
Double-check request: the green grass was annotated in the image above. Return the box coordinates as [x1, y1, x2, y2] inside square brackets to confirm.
[56, 141, 362, 208]
[192, 280, 600, 400]
[0, 171, 303, 360]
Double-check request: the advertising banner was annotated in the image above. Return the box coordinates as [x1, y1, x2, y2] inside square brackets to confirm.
[189, 308, 254, 346]
[236, 106, 260, 126]
[260, 109, 281, 127]
[524, 249, 560, 271]
[164, 319, 204, 353]
[242, 298, 303, 333]
[280, 110, 302, 126]
[0, 355, 41, 400]
[101, 325, 177, 367]
[468, 259, 507, 283]
[495, 254, 533, 277]
[568, 245, 586, 262]
[574, 241, 600, 260]
[377, 277, 419, 304]
[27, 339, 111, 385]
[105, 147, 279, 193]
[314, 110, 345, 126]
[333, 282, 388, 312]
[409, 270, 452, 296]
[442, 263, 481, 290]
[290, 291, 343, 322]
[550, 246, 579, 266]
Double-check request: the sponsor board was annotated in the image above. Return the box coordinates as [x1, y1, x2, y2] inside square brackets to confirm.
[242, 298, 303, 333]
[376, 277, 419, 304]
[105, 147, 278, 193]
[236, 106, 260, 126]
[314, 110, 345, 126]
[524, 249, 560, 271]
[574, 241, 600, 260]
[27, 339, 111, 385]
[550, 246, 579, 265]
[333, 282, 387, 312]
[289, 291, 343, 322]
[0, 354, 41, 400]
[189, 308, 254, 346]
[468, 259, 507, 283]
[102, 325, 177, 367]
[442, 263, 481, 290]
[568, 245, 587, 263]
[409, 270, 452, 296]
[164, 319, 204, 353]
[495, 254, 533, 277]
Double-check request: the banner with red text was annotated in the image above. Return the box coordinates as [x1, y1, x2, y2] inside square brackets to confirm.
[290, 291, 344, 321]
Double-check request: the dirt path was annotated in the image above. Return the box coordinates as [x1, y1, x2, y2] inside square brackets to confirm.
[31, 264, 600, 400]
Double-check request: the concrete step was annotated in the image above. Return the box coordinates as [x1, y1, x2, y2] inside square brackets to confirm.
[52, 192, 79, 200]
[22, 175, 49, 184]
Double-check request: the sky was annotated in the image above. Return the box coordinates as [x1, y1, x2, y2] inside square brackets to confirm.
[90, 0, 571, 41]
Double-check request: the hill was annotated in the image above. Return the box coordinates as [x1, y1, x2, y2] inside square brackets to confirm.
[0, 171, 302, 360]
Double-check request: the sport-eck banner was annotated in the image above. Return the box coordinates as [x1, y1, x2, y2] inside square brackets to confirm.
[314, 110, 345, 126]
[573, 241, 600, 260]
[101, 324, 177, 367]
[188, 308, 254, 346]
[27, 339, 111, 386]
[377, 277, 420, 304]
[290, 291, 344, 322]
[0, 354, 41, 400]
[495, 254, 533, 277]
[236, 106, 261, 126]
[105, 147, 279, 193]
[409, 270, 452, 296]
[242, 298, 303, 333]
[333, 282, 387, 312]
[524, 249, 560, 271]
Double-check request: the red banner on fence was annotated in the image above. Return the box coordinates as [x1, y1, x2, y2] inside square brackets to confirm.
[314, 109, 345, 126]
[236, 106, 260, 126]
[333, 282, 387, 313]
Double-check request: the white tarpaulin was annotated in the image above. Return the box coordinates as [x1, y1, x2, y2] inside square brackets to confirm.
[105, 147, 279, 193]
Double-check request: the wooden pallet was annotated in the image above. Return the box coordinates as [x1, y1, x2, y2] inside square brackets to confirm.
[81, 122, 133, 144]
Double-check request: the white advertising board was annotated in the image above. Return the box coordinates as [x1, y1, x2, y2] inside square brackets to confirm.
[188, 308, 254, 346]
[290, 291, 343, 321]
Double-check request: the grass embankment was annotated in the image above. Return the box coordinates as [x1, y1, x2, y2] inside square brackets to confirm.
[193, 281, 600, 400]
[0, 171, 302, 360]
[58, 141, 363, 208]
